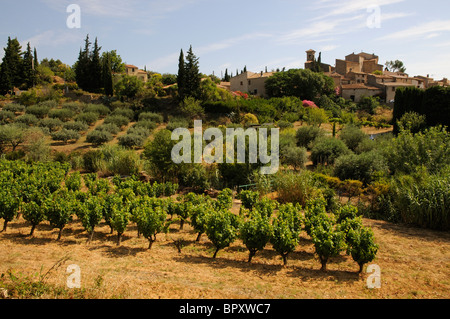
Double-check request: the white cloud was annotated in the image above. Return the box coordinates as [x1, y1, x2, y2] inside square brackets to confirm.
[147, 33, 273, 71]
[378, 20, 450, 41]
[21, 30, 84, 49]
[278, 14, 365, 44]
[381, 12, 415, 21]
[196, 33, 272, 56]
[311, 0, 406, 20]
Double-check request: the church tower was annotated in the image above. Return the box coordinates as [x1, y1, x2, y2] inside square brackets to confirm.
[306, 49, 316, 62]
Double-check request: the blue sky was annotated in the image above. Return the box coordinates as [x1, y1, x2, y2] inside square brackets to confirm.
[1, 0, 450, 79]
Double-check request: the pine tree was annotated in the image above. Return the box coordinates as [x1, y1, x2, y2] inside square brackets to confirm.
[177, 49, 186, 99]
[0, 37, 23, 94]
[22, 42, 35, 89]
[102, 52, 114, 96]
[184, 45, 201, 99]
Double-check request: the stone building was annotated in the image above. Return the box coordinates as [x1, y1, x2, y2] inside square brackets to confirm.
[230, 71, 273, 97]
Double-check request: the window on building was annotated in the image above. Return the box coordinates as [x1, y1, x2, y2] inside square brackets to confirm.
[350, 95, 355, 102]
[240, 81, 243, 86]
[248, 80, 251, 85]
[254, 89, 258, 95]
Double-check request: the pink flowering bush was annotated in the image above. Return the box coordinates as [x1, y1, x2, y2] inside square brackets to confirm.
[303, 100, 318, 108]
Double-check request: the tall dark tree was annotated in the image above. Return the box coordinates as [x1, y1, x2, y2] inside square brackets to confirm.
[223, 69, 230, 82]
[184, 45, 201, 99]
[177, 49, 186, 99]
[75, 35, 104, 93]
[75, 35, 91, 91]
[22, 42, 35, 89]
[102, 52, 114, 96]
[33, 47, 39, 68]
[90, 37, 103, 92]
[0, 37, 23, 94]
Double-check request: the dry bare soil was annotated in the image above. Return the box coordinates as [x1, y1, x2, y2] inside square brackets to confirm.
[1, 198, 449, 299]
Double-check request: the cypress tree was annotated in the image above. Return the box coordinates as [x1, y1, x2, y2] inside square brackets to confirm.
[22, 42, 35, 89]
[184, 45, 201, 99]
[90, 37, 103, 92]
[102, 52, 114, 96]
[0, 37, 23, 94]
[177, 49, 186, 99]
[75, 34, 91, 91]
[33, 47, 39, 68]
[223, 69, 230, 82]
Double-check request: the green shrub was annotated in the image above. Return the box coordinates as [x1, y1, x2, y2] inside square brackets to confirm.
[239, 210, 273, 262]
[65, 172, 82, 192]
[178, 164, 210, 193]
[15, 114, 38, 126]
[238, 190, 260, 210]
[296, 125, 325, 149]
[273, 170, 322, 206]
[382, 126, 450, 175]
[103, 147, 141, 176]
[190, 203, 213, 242]
[111, 108, 134, 120]
[76, 112, 100, 125]
[38, 118, 64, 132]
[76, 195, 104, 243]
[277, 120, 294, 129]
[346, 226, 379, 273]
[51, 129, 80, 144]
[166, 118, 189, 131]
[281, 146, 308, 171]
[103, 115, 130, 128]
[25, 105, 50, 119]
[138, 112, 163, 123]
[0, 188, 20, 232]
[86, 130, 113, 146]
[63, 121, 89, 132]
[270, 204, 302, 266]
[118, 134, 146, 149]
[310, 137, 351, 166]
[339, 125, 370, 152]
[82, 150, 105, 173]
[22, 200, 46, 236]
[334, 151, 388, 185]
[135, 202, 168, 249]
[310, 213, 346, 271]
[3, 103, 25, 114]
[0, 110, 16, 124]
[84, 104, 110, 117]
[205, 210, 241, 258]
[390, 170, 450, 230]
[95, 123, 121, 135]
[132, 120, 158, 131]
[62, 102, 85, 114]
[44, 190, 74, 240]
[48, 109, 76, 122]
